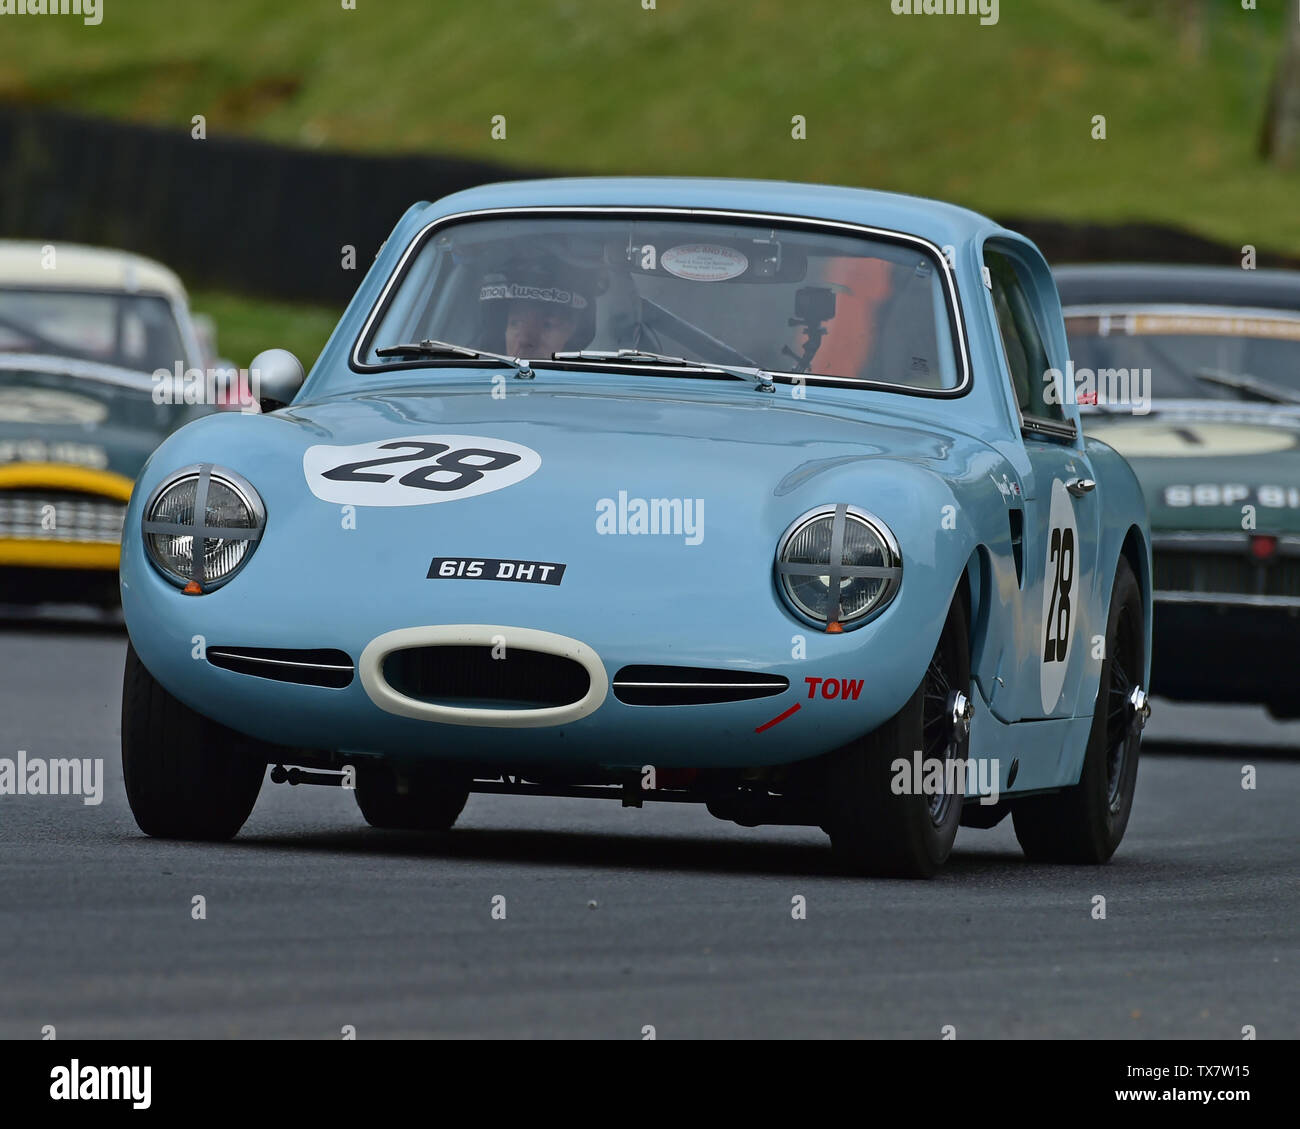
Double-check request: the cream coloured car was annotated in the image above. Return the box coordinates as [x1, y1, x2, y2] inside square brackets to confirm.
[0, 241, 215, 606]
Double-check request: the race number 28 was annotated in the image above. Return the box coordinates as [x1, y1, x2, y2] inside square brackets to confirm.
[303, 433, 542, 507]
[322, 441, 521, 492]
[1043, 526, 1075, 663]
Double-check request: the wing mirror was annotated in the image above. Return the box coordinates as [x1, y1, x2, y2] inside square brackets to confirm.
[250, 349, 305, 412]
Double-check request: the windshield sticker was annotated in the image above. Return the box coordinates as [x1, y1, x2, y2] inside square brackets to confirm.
[304, 434, 541, 506]
[0, 388, 108, 425]
[660, 244, 749, 282]
[1069, 312, 1300, 342]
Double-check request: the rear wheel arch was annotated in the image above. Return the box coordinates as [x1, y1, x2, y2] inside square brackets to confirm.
[960, 544, 994, 693]
[1119, 523, 1152, 682]
[1120, 523, 1151, 617]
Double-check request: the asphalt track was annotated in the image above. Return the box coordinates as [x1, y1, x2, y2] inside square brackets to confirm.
[1, 615, 1297, 1039]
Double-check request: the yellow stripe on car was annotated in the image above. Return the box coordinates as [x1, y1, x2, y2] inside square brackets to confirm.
[0, 539, 121, 569]
[0, 463, 135, 500]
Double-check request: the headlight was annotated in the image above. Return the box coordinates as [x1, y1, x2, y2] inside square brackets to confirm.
[776, 504, 901, 629]
[142, 464, 265, 591]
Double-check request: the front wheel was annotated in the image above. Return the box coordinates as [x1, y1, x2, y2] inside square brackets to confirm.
[121, 642, 266, 840]
[821, 597, 972, 878]
[1013, 557, 1146, 863]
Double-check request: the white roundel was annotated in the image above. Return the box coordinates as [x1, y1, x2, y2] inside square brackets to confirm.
[303, 434, 541, 507]
[660, 244, 749, 282]
[1039, 479, 1079, 714]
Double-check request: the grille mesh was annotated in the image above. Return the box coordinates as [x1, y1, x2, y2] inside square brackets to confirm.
[0, 490, 125, 543]
[383, 645, 590, 709]
[1155, 550, 1300, 598]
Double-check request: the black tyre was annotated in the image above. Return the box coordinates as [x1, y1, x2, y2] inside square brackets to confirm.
[354, 762, 469, 831]
[1013, 557, 1144, 864]
[822, 596, 971, 878]
[121, 641, 266, 840]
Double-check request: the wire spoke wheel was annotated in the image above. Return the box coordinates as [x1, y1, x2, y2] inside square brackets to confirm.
[1104, 603, 1139, 814]
[922, 637, 963, 827]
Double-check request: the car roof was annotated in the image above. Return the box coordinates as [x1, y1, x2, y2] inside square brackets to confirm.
[1053, 263, 1300, 312]
[415, 176, 1008, 250]
[0, 240, 188, 301]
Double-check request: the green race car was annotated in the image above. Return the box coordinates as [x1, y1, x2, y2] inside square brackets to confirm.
[1056, 264, 1300, 720]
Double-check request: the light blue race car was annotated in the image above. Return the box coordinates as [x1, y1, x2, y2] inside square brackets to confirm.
[119, 178, 1153, 877]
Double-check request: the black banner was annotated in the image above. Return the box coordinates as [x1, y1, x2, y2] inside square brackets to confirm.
[0, 1038, 1288, 1115]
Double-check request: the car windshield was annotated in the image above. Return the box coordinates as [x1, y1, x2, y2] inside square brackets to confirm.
[0, 288, 188, 374]
[358, 214, 963, 390]
[1064, 308, 1300, 405]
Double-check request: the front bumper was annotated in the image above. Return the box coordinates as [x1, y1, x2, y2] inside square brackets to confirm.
[0, 462, 132, 573]
[121, 560, 940, 771]
[1152, 594, 1300, 704]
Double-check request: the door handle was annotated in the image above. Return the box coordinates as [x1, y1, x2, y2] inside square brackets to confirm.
[1066, 478, 1096, 497]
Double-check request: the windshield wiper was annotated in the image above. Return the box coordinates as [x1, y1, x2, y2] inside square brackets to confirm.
[1190, 368, 1300, 405]
[553, 348, 776, 393]
[374, 338, 535, 378]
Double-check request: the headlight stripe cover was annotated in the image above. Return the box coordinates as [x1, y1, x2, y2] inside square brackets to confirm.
[190, 463, 211, 585]
[776, 504, 902, 629]
[142, 464, 265, 590]
[827, 502, 848, 624]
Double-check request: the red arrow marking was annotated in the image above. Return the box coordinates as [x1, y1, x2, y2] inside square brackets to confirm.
[755, 702, 802, 733]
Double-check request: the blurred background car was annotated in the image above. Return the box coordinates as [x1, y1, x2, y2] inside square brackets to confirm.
[1056, 264, 1300, 719]
[0, 241, 216, 610]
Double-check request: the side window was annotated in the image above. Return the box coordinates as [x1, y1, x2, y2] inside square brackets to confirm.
[985, 249, 1066, 423]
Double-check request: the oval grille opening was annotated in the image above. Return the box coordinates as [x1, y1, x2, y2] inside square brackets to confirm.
[383, 645, 590, 709]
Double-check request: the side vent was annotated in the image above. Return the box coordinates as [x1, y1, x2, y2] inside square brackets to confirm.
[613, 666, 789, 706]
[1009, 507, 1025, 586]
[207, 647, 354, 688]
